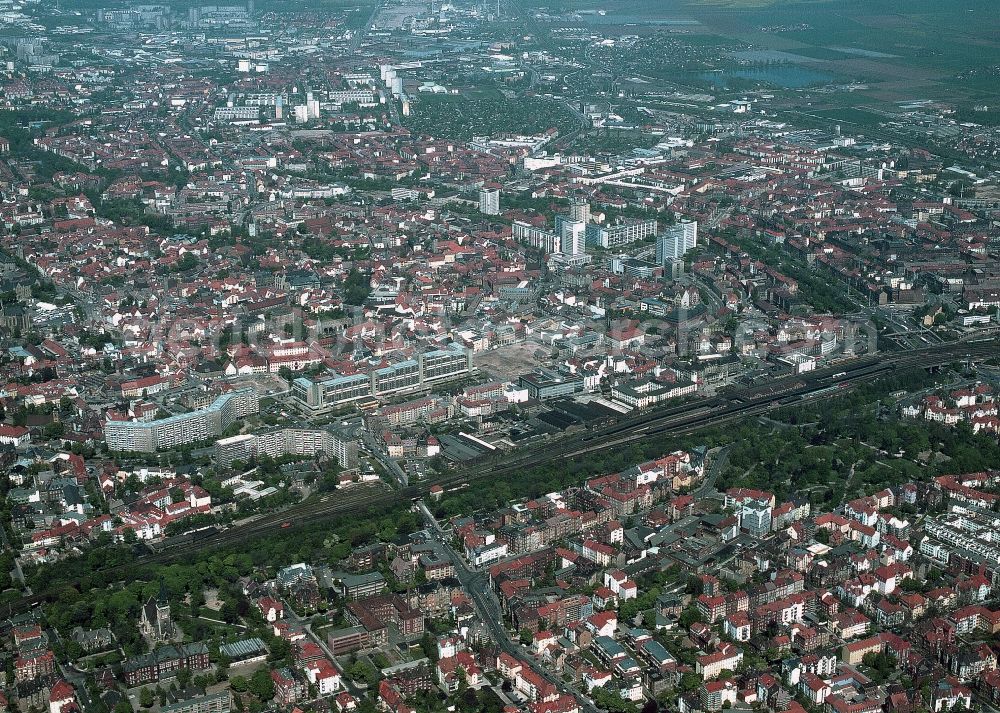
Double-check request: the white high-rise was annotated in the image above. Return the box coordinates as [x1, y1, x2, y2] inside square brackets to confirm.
[656, 220, 698, 264]
[479, 187, 500, 215]
[561, 219, 586, 256]
[545, 198, 592, 269]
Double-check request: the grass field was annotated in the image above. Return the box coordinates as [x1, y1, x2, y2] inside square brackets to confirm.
[783, 47, 854, 62]
[807, 107, 889, 128]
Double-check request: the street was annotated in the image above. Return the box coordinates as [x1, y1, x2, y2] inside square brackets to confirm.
[419, 501, 602, 713]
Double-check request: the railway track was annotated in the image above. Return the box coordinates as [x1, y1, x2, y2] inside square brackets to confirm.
[14, 338, 996, 613]
[144, 339, 1000, 553]
[193, 340, 998, 526]
[442, 341, 987, 477]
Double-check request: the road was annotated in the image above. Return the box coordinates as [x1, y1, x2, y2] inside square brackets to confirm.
[418, 502, 602, 713]
[61, 284, 100, 323]
[0, 522, 28, 591]
[362, 427, 408, 486]
[346, 0, 406, 128]
[697, 444, 729, 497]
[417, 442, 717, 712]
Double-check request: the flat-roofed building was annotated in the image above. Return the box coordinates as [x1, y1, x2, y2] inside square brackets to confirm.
[160, 691, 230, 713]
[586, 218, 658, 248]
[105, 388, 258, 453]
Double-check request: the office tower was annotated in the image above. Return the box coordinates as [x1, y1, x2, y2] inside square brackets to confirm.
[560, 219, 586, 256]
[675, 220, 698, 252]
[479, 187, 500, 215]
[656, 220, 698, 264]
[275, 95, 283, 120]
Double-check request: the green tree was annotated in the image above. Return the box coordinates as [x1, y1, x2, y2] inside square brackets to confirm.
[591, 687, 638, 713]
[348, 660, 378, 687]
[679, 605, 704, 629]
[176, 667, 192, 689]
[420, 632, 438, 662]
[248, 668, 274, 701]
[139, 688, 155, 709]
[343, 268, 371, 306]
[679, 672, 702, 692]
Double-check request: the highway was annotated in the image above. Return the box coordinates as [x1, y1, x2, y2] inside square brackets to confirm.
[13, 337, 998, 614]
[347, 0, 382, 53]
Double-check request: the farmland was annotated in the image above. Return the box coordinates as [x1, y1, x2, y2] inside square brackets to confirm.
[526, 0, 1000, 105]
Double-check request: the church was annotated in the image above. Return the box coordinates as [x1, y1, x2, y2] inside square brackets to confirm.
[139, 581, 173, 642]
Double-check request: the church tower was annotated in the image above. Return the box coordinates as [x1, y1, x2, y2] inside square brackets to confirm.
[155, 579, 172, 637]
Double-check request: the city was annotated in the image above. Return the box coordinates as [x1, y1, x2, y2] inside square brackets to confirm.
[1, 0, 1000, 713]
